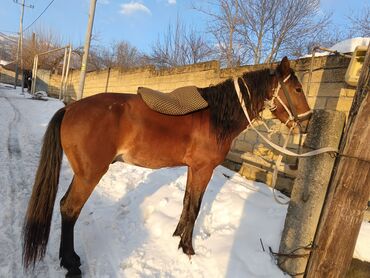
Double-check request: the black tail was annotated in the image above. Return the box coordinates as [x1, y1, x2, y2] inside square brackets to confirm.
[22, 107, 66, 269]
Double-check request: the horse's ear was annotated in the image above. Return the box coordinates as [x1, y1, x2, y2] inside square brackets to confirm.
[278, 56, 290, 76]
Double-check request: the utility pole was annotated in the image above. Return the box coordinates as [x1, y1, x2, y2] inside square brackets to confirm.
[13, 0, 34, 91]
[77, 0, 97, 100]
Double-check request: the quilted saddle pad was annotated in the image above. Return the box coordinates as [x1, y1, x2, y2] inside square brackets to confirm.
[138, 86, 208, 115]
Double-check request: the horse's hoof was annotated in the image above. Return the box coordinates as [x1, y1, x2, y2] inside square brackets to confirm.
[178, 241, 195, 256]
[183, 246, 195, 256]
[66, 267, 81, 278]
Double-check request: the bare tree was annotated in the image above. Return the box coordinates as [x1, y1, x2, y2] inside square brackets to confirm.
[193, 0, 241, 67]
[347, 5, 370, 37]
[21, 28, 64, 70]
[289, 28, 347, 58]
[86, 41, 144, 70]
[259, 0, 331, 62]
[289, 2, 370, 58]
[236, 0, 278, 64]
[114, 41, 142, 68]
[195, 0, 331, 65]
[149, 16, 213, 68]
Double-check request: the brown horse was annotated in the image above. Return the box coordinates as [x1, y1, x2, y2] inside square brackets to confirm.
[22, 57, 311, 276]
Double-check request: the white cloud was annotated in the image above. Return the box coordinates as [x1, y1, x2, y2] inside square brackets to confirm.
[98, 0, 109, 4]
[168, 0, 176, 4]
[120, 2, 151, 15]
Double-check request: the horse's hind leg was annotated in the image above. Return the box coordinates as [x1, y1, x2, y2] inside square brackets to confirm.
[173, 166, 213, 256]
[59, 174, 103, 277]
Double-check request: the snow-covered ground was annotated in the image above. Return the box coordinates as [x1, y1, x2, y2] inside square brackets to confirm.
[0, 84, 368, 277]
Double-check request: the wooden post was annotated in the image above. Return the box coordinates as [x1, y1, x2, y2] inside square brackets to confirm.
[306, 44, 370, 277]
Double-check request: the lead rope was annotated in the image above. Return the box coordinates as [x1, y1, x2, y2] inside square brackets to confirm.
[271, 126, 294, 205]
[233, 77, 338, 204]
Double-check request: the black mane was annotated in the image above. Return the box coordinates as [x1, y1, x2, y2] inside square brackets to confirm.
[199, 68, 273, 143]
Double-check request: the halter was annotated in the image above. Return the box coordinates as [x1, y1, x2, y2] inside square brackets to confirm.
[264, 71, 312, 127]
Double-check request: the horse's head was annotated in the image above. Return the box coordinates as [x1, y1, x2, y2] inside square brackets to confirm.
[267, 57, 312, 133]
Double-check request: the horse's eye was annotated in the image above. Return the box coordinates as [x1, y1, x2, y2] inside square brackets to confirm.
[296, 88, 303, 93]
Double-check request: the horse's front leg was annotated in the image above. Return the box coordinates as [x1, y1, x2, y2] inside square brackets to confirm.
[173, 166, 214, 256]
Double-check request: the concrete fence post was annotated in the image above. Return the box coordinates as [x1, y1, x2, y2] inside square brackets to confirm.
[277, 109, 346, 275]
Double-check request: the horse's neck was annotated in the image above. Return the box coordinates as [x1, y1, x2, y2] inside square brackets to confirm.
[199, 71, 270, 143]
[239, 79, 267, 121]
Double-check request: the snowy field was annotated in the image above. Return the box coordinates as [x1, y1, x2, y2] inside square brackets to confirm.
[0, 84, 368, 277]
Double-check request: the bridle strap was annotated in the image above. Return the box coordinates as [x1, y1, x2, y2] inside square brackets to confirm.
[276, 73, 299, 121]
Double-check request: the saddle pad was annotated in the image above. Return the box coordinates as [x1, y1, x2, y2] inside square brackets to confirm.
[138, 86, 208, 115]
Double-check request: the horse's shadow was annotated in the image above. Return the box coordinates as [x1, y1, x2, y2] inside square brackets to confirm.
[69, 163, 284, 277]
[222, 181, 288, 277]
[75, 164, 188, 277]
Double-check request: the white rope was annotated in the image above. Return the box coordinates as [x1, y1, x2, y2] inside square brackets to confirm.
[271, 126, 294, 205]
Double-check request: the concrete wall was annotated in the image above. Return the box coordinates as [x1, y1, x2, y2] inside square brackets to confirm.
[45, 56, 355, 192]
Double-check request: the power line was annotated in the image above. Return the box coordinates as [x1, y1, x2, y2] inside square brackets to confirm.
[23, 0, 55, 32]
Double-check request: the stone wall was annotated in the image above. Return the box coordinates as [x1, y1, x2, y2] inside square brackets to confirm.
[44, 56, 355, 192]
[0, 66, 21, 85]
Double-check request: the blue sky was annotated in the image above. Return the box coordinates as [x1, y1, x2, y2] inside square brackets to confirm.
[0, 0, 367, 53]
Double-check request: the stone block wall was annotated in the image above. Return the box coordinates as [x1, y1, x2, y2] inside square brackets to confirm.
[0, 66, 21, 85]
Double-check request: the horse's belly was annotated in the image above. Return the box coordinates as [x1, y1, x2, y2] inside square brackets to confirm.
[116, 146, 186, 169]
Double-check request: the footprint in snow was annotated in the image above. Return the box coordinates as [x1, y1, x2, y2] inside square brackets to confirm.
[143, 205, 155, 222]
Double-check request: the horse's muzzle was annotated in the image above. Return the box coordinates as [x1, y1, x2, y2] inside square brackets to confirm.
[297, 110, 312, 134]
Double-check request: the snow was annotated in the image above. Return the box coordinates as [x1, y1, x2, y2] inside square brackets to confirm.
[330, 37, 370, 53]
[354, 221, 370, 262]
[0, 84, 369, 277]
[301, 37, 370, 58]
